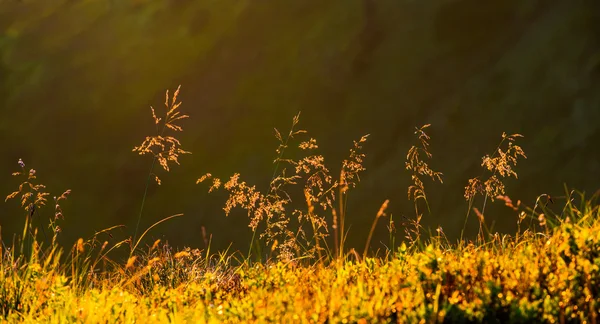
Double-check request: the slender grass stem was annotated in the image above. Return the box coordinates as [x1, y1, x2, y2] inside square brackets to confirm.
[460, 196, 475, 243]
[338, 184, 345, 259]
[131, 157, 157, 256]
[247, 230, 257, 261]
[481, 193, 489, 215]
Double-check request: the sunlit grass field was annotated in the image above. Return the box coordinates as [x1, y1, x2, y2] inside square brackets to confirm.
[1, 87, 599, 323]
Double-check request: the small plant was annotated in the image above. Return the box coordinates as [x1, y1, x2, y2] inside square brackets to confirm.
[463, 133, 527, 241]
[198, 113, 329, 261]
[337, 134, 369, 258]
[132, 85, 190, 251]
[5, 159, 70, 251]
[403, 124, 443, 249]
[405, 124, 443, 215]
[198, 113, 369, 262]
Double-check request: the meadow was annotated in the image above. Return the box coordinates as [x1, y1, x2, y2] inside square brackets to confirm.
[1, 86, 599, 323]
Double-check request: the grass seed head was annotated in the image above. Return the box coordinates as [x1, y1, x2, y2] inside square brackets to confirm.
[133, 85, 190, 185]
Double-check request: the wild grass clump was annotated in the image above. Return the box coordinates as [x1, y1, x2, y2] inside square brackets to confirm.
[197, 113, 370, 262]
[1, 85, 598, 323]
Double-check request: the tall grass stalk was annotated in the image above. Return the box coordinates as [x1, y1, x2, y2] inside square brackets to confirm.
[462, 133, 526, 242]
[363, 199, 389, 258]
[132, 85, 189, 255]
[132, 158, 157, 254]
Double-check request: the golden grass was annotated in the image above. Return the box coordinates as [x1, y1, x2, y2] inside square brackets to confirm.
[2, 86, 599, 323]
[131, 85, 190, 255]
[2, 203, 600, 322]
[463, 132, 527, 242]
[197, 113, 369, 262]
[5, 159, 70, 249]
[133, 85, 190, 186]
[406, 124, 443, 215]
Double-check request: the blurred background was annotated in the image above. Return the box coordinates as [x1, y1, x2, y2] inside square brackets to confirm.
[0, 0, 599, 254]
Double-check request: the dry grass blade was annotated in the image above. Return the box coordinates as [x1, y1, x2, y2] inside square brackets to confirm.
[363, 199, 390, 258]
[130, 214, 183, 256]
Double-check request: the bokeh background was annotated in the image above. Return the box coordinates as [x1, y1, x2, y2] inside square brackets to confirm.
[1, 0, 599, 254]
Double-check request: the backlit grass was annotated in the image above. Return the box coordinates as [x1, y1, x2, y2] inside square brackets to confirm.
[1, 86, 598, 323]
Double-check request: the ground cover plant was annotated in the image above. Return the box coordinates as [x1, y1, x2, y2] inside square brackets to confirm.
[1, 87, 599, 323]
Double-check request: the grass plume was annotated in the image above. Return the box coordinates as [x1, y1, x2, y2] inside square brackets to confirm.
[463, 132, 527, 242]
[131, 85, 190, 253]
[198, 114, 369, 262]
[404, 124, 443, 249]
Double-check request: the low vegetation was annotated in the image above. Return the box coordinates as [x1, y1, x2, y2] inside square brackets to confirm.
[1, 86, 598, 323]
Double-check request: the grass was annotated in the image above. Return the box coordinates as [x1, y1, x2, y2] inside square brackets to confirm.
[1, 86, 599, 323]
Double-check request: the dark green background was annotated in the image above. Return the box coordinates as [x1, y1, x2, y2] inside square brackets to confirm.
[1, 0, 599, 254]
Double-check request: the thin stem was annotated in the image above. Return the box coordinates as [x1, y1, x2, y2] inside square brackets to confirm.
[131, 105, 171, 255]
[131, 157, 157, 255]
[310, 220, 323, 262]
[339, 188, 344, 258]
[460, 196, 475, 243]
[332, 209, 339, 258]
[363, 216, 380, 259]
[271, 113, 299, 184]
[481, 194, 489, 215]
[247, 229, 257, 261]
[33, 208, 47, 242]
